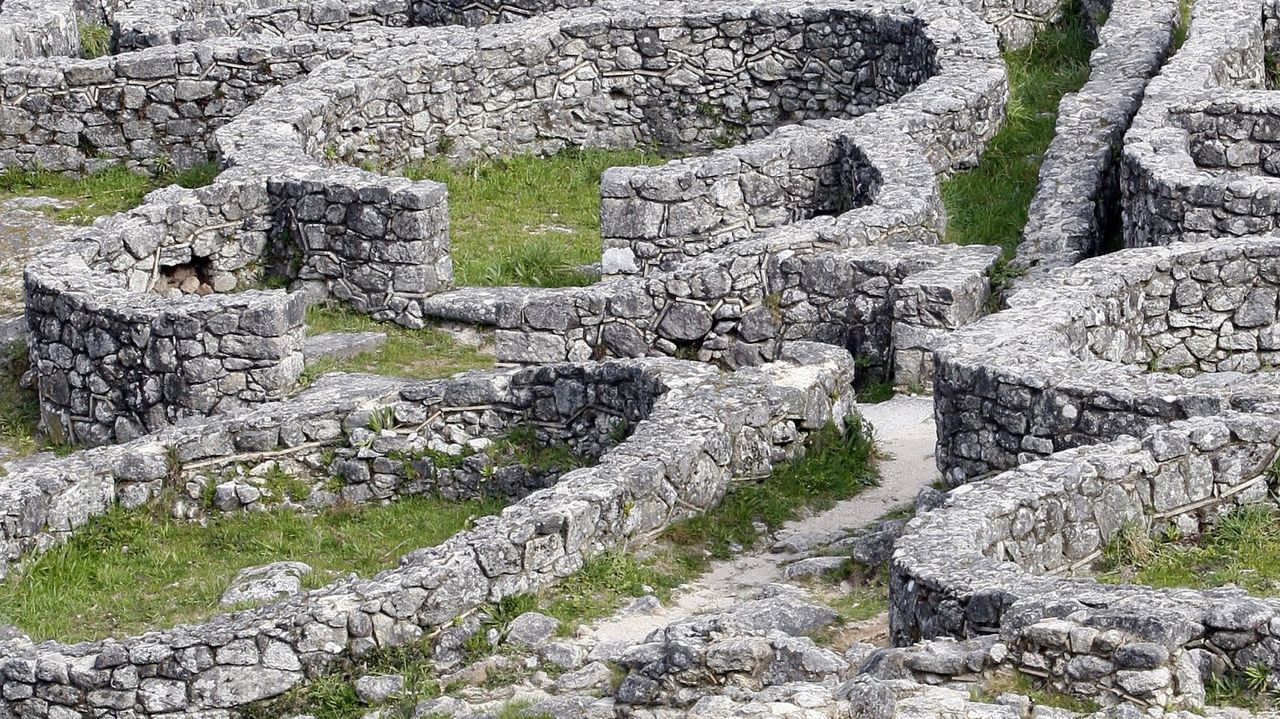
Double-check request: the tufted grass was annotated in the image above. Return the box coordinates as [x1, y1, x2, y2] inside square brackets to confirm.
[1098, 504, 1280, 596]
[300, 304, 493, 383]
[0, 496, 504, 643]
[0, 341, 39, 459]
[0, 162, 219, 225]
[402, 147, 666, 288]
[78, 22, 113, 59]
[940, 12, 1092, 259]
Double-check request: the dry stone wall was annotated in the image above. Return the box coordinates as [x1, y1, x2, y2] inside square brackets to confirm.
[0, 343, 857, 719]
[934, 239, 1280, 485]
[1013, 0, 1178, 276]
[893, 412, 1280, 708]
[1120, 0, 1280, 247]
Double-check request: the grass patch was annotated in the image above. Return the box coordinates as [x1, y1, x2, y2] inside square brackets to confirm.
[1098, 504, 1280, 597]
[0, 341, 39, 458]
[485, 423, 588, 474]
[0, 163, 219, 225]
[940, 13, 1092, 258]
[824, 563, 891, 623]
[241, 415, 881, 717]
[79, 22, 113, 58]
[974, 670, 1101, 713]
[664, 416, 880, 559]
[403, 148, 666, 288]
[300, 304, 493, 383]
[0, 496, 503, 643]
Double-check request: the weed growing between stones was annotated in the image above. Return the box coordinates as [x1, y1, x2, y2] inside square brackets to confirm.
[0, 163, 219, 225]
[300, 305, 493, 383]
[1205, 664, 1278, 711]
[1097, 504, 1280, 597]
[78, 21, 112, 58]
[243, 640, 448, 719]
[0, 496, 503, 642]
[972, 670, 1102, 713]
[403, 148, 667, 287]
[941, 11, 1091, 258]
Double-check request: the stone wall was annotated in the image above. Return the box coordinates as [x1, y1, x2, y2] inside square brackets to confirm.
[116, 0, 408, 49]
[280, 1, 952, 170]
[0, 0, 80, 60]
[266, 170, 453, 328]
[0, 32, 370, 173]
[934, 239, 1280, 484]
[0, 342, 857, 719]
[1120, 0, 1279, 248]
[24, 241, 308, 447]
[421, 122, 1000, 382]
[893, 412, 1280, 708]
[190, 353, 668, 514]
[1014, 0, 1178, 276]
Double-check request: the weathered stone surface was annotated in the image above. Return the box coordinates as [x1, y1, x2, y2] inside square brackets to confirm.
[219, 561, 313, 606]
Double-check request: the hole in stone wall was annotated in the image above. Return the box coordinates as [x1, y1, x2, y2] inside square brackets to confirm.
[155, 256, 214, 297]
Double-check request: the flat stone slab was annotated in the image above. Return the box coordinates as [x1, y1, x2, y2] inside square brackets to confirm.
[219, 561, 312, 606]
[302, 331, 387, 366]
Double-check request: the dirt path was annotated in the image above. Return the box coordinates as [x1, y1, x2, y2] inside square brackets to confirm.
[584, 394, 938, 645]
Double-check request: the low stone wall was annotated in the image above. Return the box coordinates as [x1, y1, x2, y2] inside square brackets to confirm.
[0, 0, 80, 60]
[409, 0, 588, 25]
[187, 351, 667, 514]
[266, 170, 453, 327]
[116, 0, 408, 49]
[0, 31, 388, 174]
[934, 239, 1280, 484]
[1120, 0, 1280, 247]
[893, 412, 1280, 708]
[1013, 0, 1178, 276]
[24, 241, 308, 447]
[0, 342, 856, 719]
[261, 0, 965, 170]
[421, 122, 1000, 382]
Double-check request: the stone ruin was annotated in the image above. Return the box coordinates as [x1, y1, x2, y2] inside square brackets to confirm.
[1, 0, 1280, 714]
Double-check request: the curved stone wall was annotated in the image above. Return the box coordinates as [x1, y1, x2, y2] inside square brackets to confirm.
[1120, 0, 1280, 248]
[893, 413, 1280, 708]
[420, 121, 1001, 380]
[935, 239, 1280, 484]
[17, 0, 1007, 446]
[0, 342, 855, 719]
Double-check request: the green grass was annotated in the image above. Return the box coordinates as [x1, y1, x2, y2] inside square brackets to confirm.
[0, 496, 503, 643]
[300, 304, 493, 383]
[241, 415, 881, 717]
[1099, 505, 1280, 597]
[664, 416, 880, 559]
[1173, 0, 1193, 50]
[244, 640, 446, 719]
[78, 22, 113, 59]
[0, 163, 219, 225]
[0, 341, 40, 459]
[940, 13, 1092, 258]
[403, 148, 666, 288]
